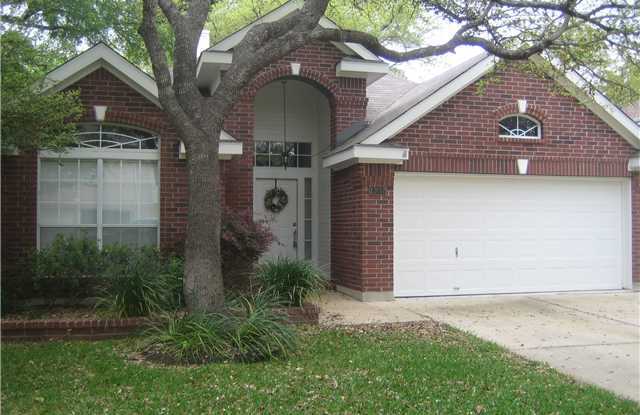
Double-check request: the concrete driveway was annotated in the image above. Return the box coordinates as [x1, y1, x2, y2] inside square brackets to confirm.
[318, 290, 640, 401]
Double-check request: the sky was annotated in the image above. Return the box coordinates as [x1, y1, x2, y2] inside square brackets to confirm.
[390, 22, 484, 83]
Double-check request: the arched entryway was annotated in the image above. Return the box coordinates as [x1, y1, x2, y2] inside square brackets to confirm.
[252, 78, 332, 273]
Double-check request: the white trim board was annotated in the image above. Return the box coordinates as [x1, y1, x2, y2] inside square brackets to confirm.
[322, 144, 409, 170]
[42, 43, 160, 108]
[40, 43, 242, 147]
[208, 0, 380, 62]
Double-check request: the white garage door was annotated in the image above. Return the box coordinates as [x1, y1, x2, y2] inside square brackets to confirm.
[394, 174, 631, 297]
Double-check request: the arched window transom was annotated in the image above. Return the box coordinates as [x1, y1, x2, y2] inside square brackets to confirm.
[499, 115, 541, 139]
[74, 123, 159, 150]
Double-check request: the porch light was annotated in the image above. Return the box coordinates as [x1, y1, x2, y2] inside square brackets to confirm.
[517, 158, 529, 175]
[94, 105, 108, 122]
[179, 141, 187, 159]
[517, 99, 527, 114]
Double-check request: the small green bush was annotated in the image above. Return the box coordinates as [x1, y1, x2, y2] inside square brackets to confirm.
[95, 246, 183, 318]
[142, 291, 296, 365]
[255, 258, 326, 307]
[30, 235, 103, 305]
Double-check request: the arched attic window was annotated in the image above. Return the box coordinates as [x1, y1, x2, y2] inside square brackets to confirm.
[74, 123, 159, 150]
[499, 115, 541, 139]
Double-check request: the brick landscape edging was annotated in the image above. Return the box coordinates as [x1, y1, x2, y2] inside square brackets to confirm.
[1, 305, 319, 342]
[1, 317, 148, 342]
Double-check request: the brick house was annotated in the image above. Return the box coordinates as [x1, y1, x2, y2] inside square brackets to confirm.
[2, 2, 639, 301]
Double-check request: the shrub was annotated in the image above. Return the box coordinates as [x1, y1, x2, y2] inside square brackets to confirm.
[30, 235, 103, 305]
[255, 258, 326, 307]
[224, 290, 296, 362]
[95, 246, 183, 318]
[141, 291, 295, 365]
[221, 208, 273, 291]
[142, 312, 231, 364]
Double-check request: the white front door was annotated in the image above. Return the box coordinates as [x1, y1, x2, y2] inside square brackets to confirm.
[254, 178, 298, 259]
[394, 174, 631, 297]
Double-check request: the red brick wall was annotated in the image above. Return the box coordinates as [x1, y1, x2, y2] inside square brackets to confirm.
[392, 65, 635, 175]
[1, 152, 38, 280]
[331, 164, 394, 293]
[68, 68, 189, 254]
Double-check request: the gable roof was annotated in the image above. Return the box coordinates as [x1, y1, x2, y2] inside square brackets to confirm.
[330, 53, 640, 154]
[40, 43, 243, 154]
[42, 43, 161, 107]
[208, 0, 380, 61]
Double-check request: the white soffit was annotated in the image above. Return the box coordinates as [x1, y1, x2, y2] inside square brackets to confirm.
[336, 59, 390, 85]
[208, 0, 380, 61]
[196, 51, 233, 90]
[42, 43, 161, 107]
[322, 144, 409, 170]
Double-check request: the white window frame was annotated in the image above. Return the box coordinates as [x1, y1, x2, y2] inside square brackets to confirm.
[499, 114, 542, 139]
[37, 127, 161, 250]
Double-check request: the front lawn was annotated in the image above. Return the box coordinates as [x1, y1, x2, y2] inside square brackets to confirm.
[2, 323, 638, 414]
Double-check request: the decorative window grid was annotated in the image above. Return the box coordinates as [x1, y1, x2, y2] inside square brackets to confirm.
[74, 123, 159, 150]
[303, 178, 312, 260]
[38, 124, 160, 249]
[255, 141, 312, 168]
[499, 115, 541, 139]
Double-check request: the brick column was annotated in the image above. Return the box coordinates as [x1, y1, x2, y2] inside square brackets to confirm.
[331, 164, 395, 301]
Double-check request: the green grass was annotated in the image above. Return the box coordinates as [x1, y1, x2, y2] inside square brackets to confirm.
[2, 324, 638, 414]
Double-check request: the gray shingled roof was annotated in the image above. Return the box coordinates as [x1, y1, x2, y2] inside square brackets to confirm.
[332, 53, 490, 154]
[366, 74, 416, 122]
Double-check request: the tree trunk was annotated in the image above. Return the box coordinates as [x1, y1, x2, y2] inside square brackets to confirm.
[183, 133, 224, 313]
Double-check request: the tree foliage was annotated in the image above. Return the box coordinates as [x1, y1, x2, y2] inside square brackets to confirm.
[1, 31, 83, 152]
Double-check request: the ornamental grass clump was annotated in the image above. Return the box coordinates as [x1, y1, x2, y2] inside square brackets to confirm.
[141, 290, 295, 365]
[95, 246, 183, 318]
[255, 258, 326, 307]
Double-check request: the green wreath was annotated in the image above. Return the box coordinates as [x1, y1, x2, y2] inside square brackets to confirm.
[264, 187, 289, 213]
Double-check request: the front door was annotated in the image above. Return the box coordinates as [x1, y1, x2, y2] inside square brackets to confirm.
[253, 178, 298, 259]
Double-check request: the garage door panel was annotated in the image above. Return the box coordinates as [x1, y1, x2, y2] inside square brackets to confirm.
[394, 175, 627, 297]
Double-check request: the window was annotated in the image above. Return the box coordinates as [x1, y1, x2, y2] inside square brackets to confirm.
[304, 178, 312, 260]
[38, 124, 159, 249]
[74, 123, 159, 150]
[255, 141, 311, 168]
[499, 115, 541, 139]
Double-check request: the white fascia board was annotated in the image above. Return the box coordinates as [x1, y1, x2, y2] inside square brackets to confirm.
[42, 43, 160, 108]
[209, 1, 378, 61]
[361, 55, 497, 145]
[532, 55, 640, 149]
[322, 145, 409, 170]
[211, 0, 301, 51]
[629, 153, 640, 172]
[336, 59, 390, 85]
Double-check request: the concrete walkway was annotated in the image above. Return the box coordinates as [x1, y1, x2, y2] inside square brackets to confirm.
[318, 290, 640, 401]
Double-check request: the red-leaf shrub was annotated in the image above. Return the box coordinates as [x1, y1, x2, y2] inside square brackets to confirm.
[221, 208, 273, 290]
